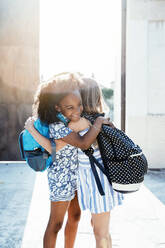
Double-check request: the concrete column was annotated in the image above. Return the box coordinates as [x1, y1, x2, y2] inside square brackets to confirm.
[0, 0, 39, 160]
[126, 0, 165, 168]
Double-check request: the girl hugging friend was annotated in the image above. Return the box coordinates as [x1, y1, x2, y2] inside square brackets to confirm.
[25, 73, 124, 248]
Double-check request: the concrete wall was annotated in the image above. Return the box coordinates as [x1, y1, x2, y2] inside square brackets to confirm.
[0, 0, 39, 160]
[125, 0, 165, 168]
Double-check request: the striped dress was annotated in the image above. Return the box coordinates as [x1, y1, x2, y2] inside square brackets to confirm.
[77, 128, 124, 214]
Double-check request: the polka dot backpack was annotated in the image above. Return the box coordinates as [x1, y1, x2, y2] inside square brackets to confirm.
[82, 112, 148, 195]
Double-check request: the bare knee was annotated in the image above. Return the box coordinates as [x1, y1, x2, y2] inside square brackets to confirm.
[47, 219, 63, 234]
[93, 230, 111, 248]
[53, 221, 63, 234]
[68, 210, 81, 224]
[93, 226, 109, 242]
[91, 212, 111, 247]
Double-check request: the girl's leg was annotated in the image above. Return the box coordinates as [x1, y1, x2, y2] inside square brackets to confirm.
[91, 211, 112, 248]
[43, 201, 70, 248]
[64, 192, 81, 248]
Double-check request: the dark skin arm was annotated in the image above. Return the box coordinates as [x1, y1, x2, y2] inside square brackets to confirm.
[24, 116, 113, 152]
[59, 116, 109, 150]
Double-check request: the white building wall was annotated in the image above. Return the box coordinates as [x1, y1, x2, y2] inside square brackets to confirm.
[125, 0, 165, 168]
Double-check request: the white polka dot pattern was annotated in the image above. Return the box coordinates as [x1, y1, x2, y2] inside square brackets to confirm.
[82, 112, 148, 193]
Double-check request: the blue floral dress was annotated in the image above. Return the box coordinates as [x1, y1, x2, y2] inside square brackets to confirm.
[48, 122, 78, 202]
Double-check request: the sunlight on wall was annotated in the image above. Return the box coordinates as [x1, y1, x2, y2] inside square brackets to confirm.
[40, 0, 121, 86]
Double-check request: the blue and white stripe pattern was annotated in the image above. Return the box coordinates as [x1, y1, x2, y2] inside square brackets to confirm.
[77, 129, 124, 214]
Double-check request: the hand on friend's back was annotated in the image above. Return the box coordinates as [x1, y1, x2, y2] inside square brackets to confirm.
[95, 116, 115, 128]
[24, 116, 36, 131]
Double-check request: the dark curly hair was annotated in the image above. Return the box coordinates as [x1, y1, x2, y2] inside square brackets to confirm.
[32, 73, 83, 124]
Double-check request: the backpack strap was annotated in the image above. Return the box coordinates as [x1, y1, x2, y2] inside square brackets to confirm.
[83, 148, 112, 196]
[18, 131, 26, 160]
[88, 155, 105, 196]
[50, 138, 56, 162]
[90, 154, 113, 186]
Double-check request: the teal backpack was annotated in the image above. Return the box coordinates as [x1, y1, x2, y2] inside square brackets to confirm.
[18, 113, 69, 172]
[18, 119, 56, 172]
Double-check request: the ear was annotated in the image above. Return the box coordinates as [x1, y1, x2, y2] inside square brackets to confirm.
[55, 105, 61, 112]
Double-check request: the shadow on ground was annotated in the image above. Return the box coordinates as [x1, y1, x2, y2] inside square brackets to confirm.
[0, 163, 36, 248]
[144, 169, 165, 205]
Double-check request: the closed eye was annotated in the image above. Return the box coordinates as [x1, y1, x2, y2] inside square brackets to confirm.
[66, 106, 73, 110]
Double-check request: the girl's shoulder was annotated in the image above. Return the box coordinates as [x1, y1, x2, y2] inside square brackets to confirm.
[49, 121, 65, 130]
[49, 122, 73, 139]
[69, 117, 90, 132]
[82, 112, 105, 124]
[79, 117, 90, 126]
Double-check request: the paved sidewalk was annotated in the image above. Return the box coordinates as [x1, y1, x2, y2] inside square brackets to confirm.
[21, 169, 165, 248]
[0, 162, 165, 248]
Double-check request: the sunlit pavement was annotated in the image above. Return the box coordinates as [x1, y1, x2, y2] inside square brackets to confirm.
[0, 162, 165, 248]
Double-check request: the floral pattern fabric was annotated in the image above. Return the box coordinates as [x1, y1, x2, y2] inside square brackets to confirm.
[48, 122, 78, 202]
[49, 122, 72, 139]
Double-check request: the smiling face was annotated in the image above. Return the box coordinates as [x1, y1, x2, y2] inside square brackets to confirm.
[56, 90, 83, 122]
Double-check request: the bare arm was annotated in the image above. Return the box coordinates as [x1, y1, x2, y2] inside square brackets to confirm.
[68, 117, 90, 132]
[59, 116, 110, 150]
[24, 118, 67, 154]
[24, 117, 90, 153]
[25, 116, 112, 151]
